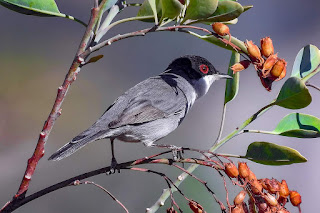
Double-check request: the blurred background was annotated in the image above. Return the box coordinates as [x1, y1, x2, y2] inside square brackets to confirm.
[1, 0, 320, 212]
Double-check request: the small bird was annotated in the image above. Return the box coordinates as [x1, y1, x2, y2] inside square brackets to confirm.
[49, 55, 231, 168]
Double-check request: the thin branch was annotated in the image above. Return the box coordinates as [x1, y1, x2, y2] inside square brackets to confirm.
[306, 82, 320, 91]
[83, 25, 216, 57]
[72, 180, 129, 213]
[1, 151, 224, 213]
[147, 103, 274, 212]
[12, 6, 101, 202]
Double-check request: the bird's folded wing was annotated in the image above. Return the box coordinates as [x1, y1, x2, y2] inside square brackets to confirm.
[107, 77, 187, 128]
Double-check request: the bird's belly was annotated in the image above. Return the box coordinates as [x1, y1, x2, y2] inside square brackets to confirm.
[114, 116, 181, 146]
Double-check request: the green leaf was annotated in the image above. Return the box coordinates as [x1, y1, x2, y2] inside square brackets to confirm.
[273, 113, 320, 138]
[243, 5, 253, 12]
[148, 0, 159, 24]
[197, 34, 247, 53]
[100, 0, 118, 13]
[0, 0, 62, 17]
[160, 0, 183, 21]
[245, 142, 307, 165]
[202, 0, 244, 23]
[274, 77, 312, 109]
[183, 0, 218, 22]
[291, 44, 320, 81]
[137, 0, 161, 22]
[224, 51, 240, 104]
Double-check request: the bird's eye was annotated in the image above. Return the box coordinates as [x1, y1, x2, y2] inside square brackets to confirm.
[199, 64, 209, 74]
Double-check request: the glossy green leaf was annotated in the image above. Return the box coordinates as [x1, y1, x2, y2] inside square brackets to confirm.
[160, 0, 183, 20]
[291, 44, 320, 81]
[273, 113, 320, 138]
[137, 0, 161, 22]
[183, 0, 218, 22]
[273, 77, 312, 109]
[245, 142, 307, 165]
[202, 0, 244, 23]
[0, 0, 62, 17]
[224, 51, 240, 104]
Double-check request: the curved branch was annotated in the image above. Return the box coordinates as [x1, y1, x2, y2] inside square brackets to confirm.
[1, 151, 222, 213]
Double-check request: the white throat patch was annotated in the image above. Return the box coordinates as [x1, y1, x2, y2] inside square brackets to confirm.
[192, 75, 219, 99]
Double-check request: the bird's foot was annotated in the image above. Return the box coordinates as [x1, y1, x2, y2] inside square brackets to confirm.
[153, 144, 184, 161]
[170, 145, 184, 161]
[106, 157, 120, 175]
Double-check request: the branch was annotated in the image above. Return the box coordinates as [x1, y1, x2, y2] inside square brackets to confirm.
[82, 25, 241, 57]
[11, 3, 102, 203]
[147, 103, 274, 212]
[1, 150, 223, 213]
[72, 180, 129, 213]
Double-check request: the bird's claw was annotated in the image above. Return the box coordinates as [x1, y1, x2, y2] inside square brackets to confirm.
[106, 157, 120, 175]
[169, 145, 183, 161]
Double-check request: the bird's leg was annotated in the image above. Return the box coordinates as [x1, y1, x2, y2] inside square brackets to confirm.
[151, 144, 184, 161]
[107, 138, 120, 174]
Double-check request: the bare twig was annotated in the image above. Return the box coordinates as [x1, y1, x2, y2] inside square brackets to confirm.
[13, 6, 101, 201]
[1, 149, 227, 213]
[71, 180, 129, 213]
[306, 82, 320, 91]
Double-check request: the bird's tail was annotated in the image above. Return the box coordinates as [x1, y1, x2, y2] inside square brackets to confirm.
[48, 130, 106, 161]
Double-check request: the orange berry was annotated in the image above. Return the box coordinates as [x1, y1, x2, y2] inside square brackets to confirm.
[270, 59, 287, 79]
[264, 193, 278, 206]
[248, 169, 257, 181]
[245, 40, 262, 63]
[262, 54, 278, 77]
[231, 60, 251, 73]
[212, 22, 230, 37]
[289, 191, 302, 206]
[231, 206, 244, 213]
[189, 200, 204, 213]
[238, 162, 250, 179]
[279, 180, 290, 198]
[224, 163, 239, 178]
[250, 179, 262, 195]
[234, 190, 247, 205]
[260, 37, 274, 57]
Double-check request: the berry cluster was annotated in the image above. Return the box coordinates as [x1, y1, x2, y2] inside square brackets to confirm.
[224, 162, 302, 213]
[211, 22, 287, 91]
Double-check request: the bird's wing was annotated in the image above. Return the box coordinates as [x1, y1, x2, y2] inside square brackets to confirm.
[106, 76, 188, 129]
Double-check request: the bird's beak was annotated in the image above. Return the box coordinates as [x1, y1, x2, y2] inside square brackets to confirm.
[216, 71, 233, 79]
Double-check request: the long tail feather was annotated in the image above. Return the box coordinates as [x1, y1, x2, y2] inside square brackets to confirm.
[48, 131, 106, 161]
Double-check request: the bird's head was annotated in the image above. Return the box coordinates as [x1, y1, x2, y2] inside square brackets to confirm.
[167, 55, 232, 98]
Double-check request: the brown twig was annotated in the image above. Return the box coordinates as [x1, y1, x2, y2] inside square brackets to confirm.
[306, 82, 320, 91]
[82, 25, 229, 57]
[13, 5, 101, 201]
[0, 150, 226, 213]
[71, 180, 129, 213]
[173, 164, 226, 212]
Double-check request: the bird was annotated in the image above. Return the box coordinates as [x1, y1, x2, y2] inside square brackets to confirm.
[49, 55, 231, 170]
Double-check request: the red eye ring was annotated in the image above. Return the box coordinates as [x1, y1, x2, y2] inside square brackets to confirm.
[199, 64, 209, 74]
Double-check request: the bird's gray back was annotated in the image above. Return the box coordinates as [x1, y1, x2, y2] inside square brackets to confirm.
[86, 72, 197, 145]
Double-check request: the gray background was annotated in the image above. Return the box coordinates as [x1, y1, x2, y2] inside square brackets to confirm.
[1, 0, 319, 212]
